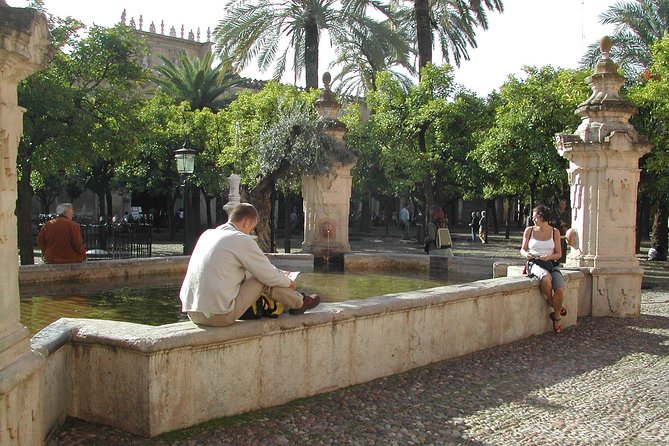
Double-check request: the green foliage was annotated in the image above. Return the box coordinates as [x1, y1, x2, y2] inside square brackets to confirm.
[347, 63, 487, 204]
[471, 66, 590, 200]
[214, 0, 407, 88]
[221, 82, 320, 189]
[390, 0, 504, 70]
[330, 17, 416, 96]
[19, 24, 150, 202]
[580, 0, 669, 79]
[628, 35, 669, 198]
[152, 51, 242, 111]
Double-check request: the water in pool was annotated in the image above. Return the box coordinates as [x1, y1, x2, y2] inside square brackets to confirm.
[20, 269, 485, 335]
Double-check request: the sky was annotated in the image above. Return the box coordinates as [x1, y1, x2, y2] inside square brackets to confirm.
[6, 0, 617, 96]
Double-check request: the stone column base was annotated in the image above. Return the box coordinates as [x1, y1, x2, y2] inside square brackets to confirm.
[301, 241, 350, 262]
[590, 267, 643, 317]
[0, 351, 45, 446]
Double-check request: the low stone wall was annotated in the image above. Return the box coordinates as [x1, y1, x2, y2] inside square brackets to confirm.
[345, 253, 494, 276]
[32, 269, 586, 438]
[19, 253, 314, 285]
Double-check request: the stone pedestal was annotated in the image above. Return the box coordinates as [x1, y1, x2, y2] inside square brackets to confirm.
[556, 37, 650, 317]
[0, 6, 52, 445]
[223, 173, 240, 215]
[302, 163, 354, 259]
[302, 73, 356, 260]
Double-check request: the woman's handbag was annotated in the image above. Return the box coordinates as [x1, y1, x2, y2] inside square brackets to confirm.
[527, 258, 560, 273]
[436, 228, 452, 249]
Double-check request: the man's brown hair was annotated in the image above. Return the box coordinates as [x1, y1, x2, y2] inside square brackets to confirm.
[229, 203, 259, 223]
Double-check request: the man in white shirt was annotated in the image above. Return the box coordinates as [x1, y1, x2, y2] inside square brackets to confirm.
[180, 203, 320, 327]
[399, 203, 411, 240]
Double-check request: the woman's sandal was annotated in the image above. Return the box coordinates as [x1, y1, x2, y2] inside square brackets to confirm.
[549, 312, 562, 334]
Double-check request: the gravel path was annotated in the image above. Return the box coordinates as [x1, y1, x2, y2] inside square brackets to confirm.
[46, 227, 669, 445]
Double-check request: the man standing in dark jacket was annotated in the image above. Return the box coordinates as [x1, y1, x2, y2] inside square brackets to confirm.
[37, 203, 86, 264]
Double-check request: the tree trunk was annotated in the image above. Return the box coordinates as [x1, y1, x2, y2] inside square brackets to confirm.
[505, 196, 512, 239]
[488, 198, 498, 235]
[415, 0, 433, 73]
[216, 194, 226, 225]
[168, 194, 177, 241]
[283, 193, 293, 253]
[418, 125, 435, 209]
[304, 14, 319, 89]
[359, 194, 371, 232]
[249, 189, 272, 252]
[17, 158, 35, 265]
[205, 195, 213, 228]
[105, 191, 113, 220]
[190, 187, 201, 240]
[636, 193, 650, 253]
[650, 196, 668, 261]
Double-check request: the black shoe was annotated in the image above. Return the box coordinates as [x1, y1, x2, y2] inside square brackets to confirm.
[289, 292, 321, 315]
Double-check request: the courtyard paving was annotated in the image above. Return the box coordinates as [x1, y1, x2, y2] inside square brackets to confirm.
[46, 225, 669, 445]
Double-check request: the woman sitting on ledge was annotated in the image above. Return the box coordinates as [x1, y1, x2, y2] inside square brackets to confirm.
[520, 205, 566, 333]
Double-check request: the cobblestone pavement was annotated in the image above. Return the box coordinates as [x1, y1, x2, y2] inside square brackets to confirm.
[47, 227, 669, 446]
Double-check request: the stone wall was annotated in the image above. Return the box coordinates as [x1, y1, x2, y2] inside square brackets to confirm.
[32, 270, 586, 438]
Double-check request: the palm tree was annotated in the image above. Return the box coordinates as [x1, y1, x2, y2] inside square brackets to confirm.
[580, 0, 669, 78]
[214, 0, 400, 89]
[391, 0, 504, 74]
[152, 50, 242, 111]
[330, 18, 416, 96]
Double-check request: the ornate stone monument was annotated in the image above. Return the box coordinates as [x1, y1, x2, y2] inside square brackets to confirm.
[302, 73, 356, 260]
[0, 5, 52, 444]
[223, 173, 241, 215]
[556, 36, 651, 317]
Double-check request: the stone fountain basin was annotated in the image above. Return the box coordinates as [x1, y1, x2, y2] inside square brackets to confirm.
[24, 254, 585, 439]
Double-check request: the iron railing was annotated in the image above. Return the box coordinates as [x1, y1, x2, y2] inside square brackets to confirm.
[80, 224, 153, 260]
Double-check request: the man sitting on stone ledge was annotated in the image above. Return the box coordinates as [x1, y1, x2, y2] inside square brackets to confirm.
[37, 203, 87, 264]
[180, 203, 320, 327]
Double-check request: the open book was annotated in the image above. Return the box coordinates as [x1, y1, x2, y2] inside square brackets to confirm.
[285, 271, 301, 281]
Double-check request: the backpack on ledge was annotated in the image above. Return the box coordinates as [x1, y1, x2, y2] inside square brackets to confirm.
[238, 295, 285, 320]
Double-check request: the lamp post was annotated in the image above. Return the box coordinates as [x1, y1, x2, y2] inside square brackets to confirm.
[174, 146, 196, 254]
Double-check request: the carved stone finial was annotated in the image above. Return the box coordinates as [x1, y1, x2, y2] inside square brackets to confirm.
[139, 15, 143, 30]
[170, 25, 176, 37]
[600, 36, 613, 54]
[323, 72, 332, 91]
[180, 25, 184, 39]
[188, 29, 194, 40]
[197, 28, 201, 42]
[149, 21, 156, 33]
[207, 27, 211, 42]
[121, 9, 127, 24]
[594, 35, 617, 75]
[315, 71, 342, 122]
[161, 20, 164, 34]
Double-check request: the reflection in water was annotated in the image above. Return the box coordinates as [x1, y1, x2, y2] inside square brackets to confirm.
[21, 270, 485, 335]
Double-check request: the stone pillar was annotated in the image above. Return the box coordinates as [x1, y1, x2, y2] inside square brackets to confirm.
[223, 173, 241, 215]
[302, 73, 356, 260]
[556, 37, 651, 317]
[0, 6, 52, 445]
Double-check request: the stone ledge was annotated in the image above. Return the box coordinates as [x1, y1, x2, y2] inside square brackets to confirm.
[33, 272, 584, 437]
[19, 253, 314, 285]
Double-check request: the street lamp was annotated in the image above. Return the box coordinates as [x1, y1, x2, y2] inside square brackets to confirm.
[174, 146, 197, 254]
[175, 147, 196, 175]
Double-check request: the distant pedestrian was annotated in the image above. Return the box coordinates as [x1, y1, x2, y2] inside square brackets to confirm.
[478, 211, 488, 243]
[290, 208, 298, 231]
[469, 211, 479, 242]
[399, 203, 410, 240]
[424, 205, 446, 253]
